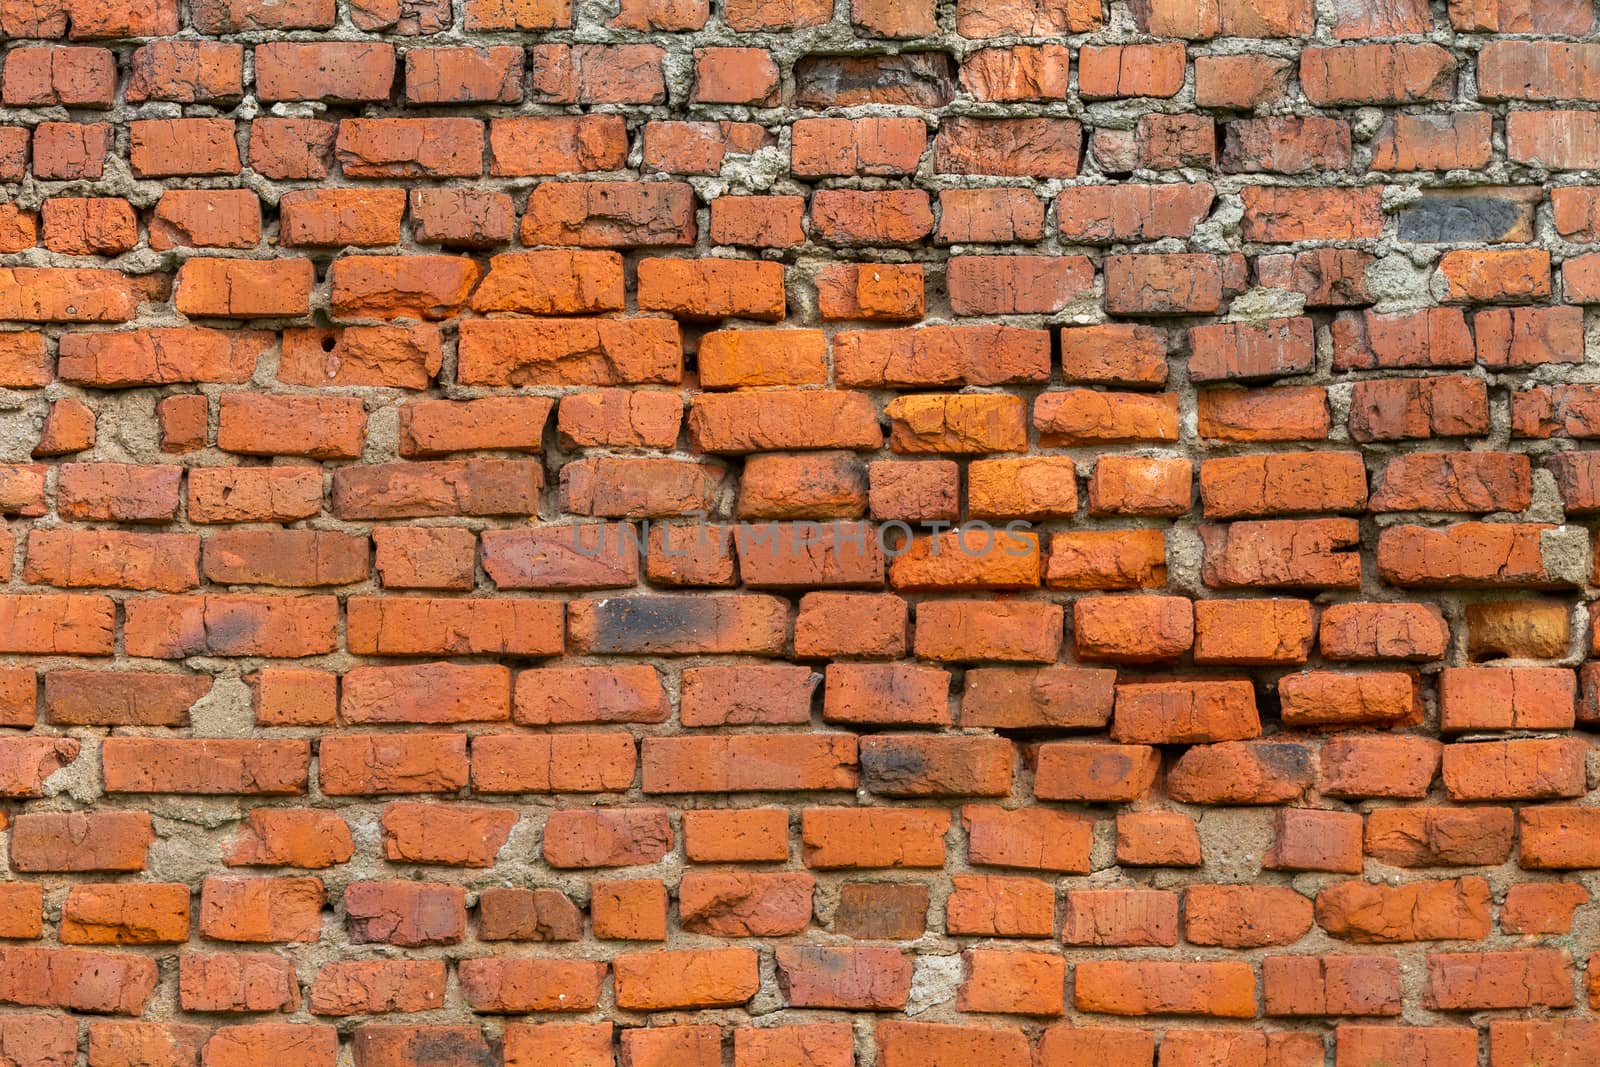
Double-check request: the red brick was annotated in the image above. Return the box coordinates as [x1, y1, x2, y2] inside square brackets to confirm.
[777, 945, 911, 1008]
[1057, 184, 1213, 245]
[1061, 889, 1177, 946]
[335, 118, 483, 178]
[682, 809, 789, 863]
[32, 122, 111, 180]
[470, 734, 635, 794]
[62, 883, 189, 944]
[952, 251, 1096, 315]
[859, 735, 1011, 797]
[1073, 596, 1190, 662]
[332, 460, 541, 520]
[1078, 43, 1185, 98]
[463, 0, 570, 27]
[189, 0, 332, 30]
[1439, 666, 1574, 733]
[885, 394, 1028, 454]
[11, 811, 152, 872]
[44, 669, 208, 725]
[1478, 306, 1584, 367]
[1241, 187, 1383, 242]
[1105, 253, 1242, 316]
[956, 0, 1100, 34]
[1087, 456, 1192, 517]
[1522, 806, 1600, 870]
[103, 738, 310, 795]
[180, 952, 299, 1012]
[1184, 884, 1313, 948]
[1315, 877, 1491, 942]
[354, 1028, 494, 1067]
[1223, 115, 1350, 173]
[1280, 667, 1416, 729]
[1427, 949, 1573, 1010]
[320, 739, 467, 796]
[1195, 53, 1292, 106]
[689, 46, 777, 104]
[710, 194, 805, 247]
[1335, 1028, 1478, 1067]
[816, 264, 925, 322]
[468, 958, 608, 1011]
[256, 42, 394, 101]
[223, 808, 353, 868]
[1168, 740, 1316, 804]
[344, 881, 465, 947]
[732, 1025, 852, 1067]
[522, 181, 695, 246]
[502, 1024, 611, 1067]
[1489, 1021, 1600, 1067]
[26, 529, 198, 593]
[824, 661, 949, 726]
[1332, 308, 1472, 371]
[1501, 883, 1588, 934]
[1377, 522, 1569, 588]
[1258, 249, 1373, 307]
[1035, 741, 1159, 802]
[1075, 960, 1255, 1017]
[128, 41, 243, 102]
[1349, 376, 1489, 442]
[1320, 735, 1441, 799]
[308, 961, 445, 1015]
[1264, 955, 1400, 1017]
[188, 467, 322, 525]
[801, 808, 948, 869]
[487, 116, 628, 176]
[958, 949, 1063, 1016]
[1301, 43, 1455, 105]
[791, 117, 925, 176]
[961, 44, 1070, 101]
[679, 872, 813, 937]
[935, 117, 1082, 177]
[961, 666, 1111, 732]
[636, 258, 785, 320]
[615, 948, 758, 1010]
[250, 118, 336, 179]
[149, 189, 260, 250]
[2, 47, 115, 107]
[130, 118, 239, 177]
[1, 266, 138, 322]
[405, 46, 522, 104]
[619, 1026, 718, 1067]
[0, 946, 154, 1014]
[0, 595, 112, 654]
[936, 189, 1045, 243]
[1372, 112, 1493, 172]
[198, 877, 324, 942]
[0, 128, 25, 182]
[409, 189, 514, 246]
[176, 258, 313, 318]
[1437, 248, 1551, 304]
[1192, 599, 1314, 666]
[528, 43, 666, 103]
[811, 189, 933, 246]
[1265, 809, 1363, 874]
[689, 390, 882, 452]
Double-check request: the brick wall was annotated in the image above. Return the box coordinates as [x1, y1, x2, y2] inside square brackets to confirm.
[0, 0, 1598, 1061]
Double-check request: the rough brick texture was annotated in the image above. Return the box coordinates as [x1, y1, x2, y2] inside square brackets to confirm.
[0, 0, 1598, 1061]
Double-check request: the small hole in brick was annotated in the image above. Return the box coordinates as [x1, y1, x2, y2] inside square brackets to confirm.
[321, 335, 336, 353]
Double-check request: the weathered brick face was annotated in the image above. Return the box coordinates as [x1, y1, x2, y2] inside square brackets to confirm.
[1, 0, 1599, 1060]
